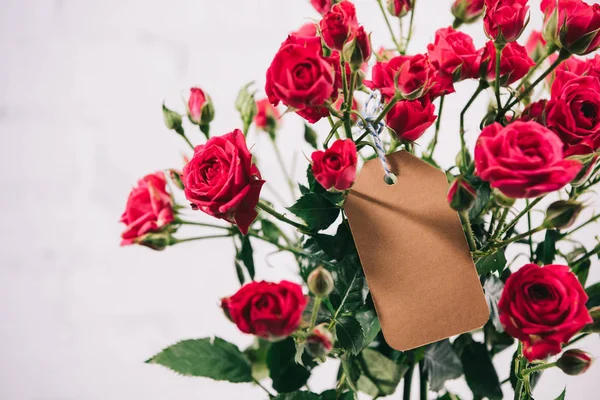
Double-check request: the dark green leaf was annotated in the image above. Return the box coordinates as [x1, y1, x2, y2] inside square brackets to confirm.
[273, 392, 320, 400]
[468, 181, 491, 221]
[437, 393, 462, 400]
[261, 219, 281, 244]
[572, 260, 591, 287]
[356, 310, 381, 349]
[239, 235, 255, 279]
[484, 322, 514, 356]
[483, 275, 504, 333]
[304, 124, 319, 149]
[244, 339, 271, 381]
[320, 389, 353, 400]
[306, 166, 345, 204]
[336, 315, 364, 355]
[423, 339, 464, 392]
[534, 230, 561, 265]
[586, 282, 600, 308]
[314, 222, 357, 262]
[302, 296, 332, 326]
[476, 250, 507, 275]
[460, 338, 502, 399]
[356, 349, 406, 396]
[329, 255, 366, 313]
[299, 184, 310, 195]
[267, 338, 311, 393]
[234, 261, 246, 285]
[287, 193, 340, 232]
[554, 388, 566, 400]
[146, 337, 252, 382]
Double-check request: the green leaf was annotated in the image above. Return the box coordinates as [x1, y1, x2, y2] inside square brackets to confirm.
[459, 338, 502, 399]
[572, 260, 591, 286]
[261, 219, 281, 244]
[356, 349, 406, 396]
[476, 249, 507, 275]
[483, 275, 504, 333]
[287, 193, 340, 232]
[146, 337, 252, 383]
[302, 296, 332, 326]
[299, 184, 310, 195]
[586, 282, 600, 308]
[234, 261, 246, 285]
[423, 339, 464, 392]
[554, 388, 566, 400]
[320, 389, 353, 400]
[437, 393, 462, 400]
[244, 339, 271, 381]
[330, 255, 366, 313]
[267, 338, 311, 393]
[336, 315, 364, 355]
[273, 392, 320, 400]
[306, 165, 345, 204]
[238, 235, 255, 280]
[314, 222, 357, 262]
[534, 230, 561, 265]
[356, 310, 381, 349]
[304, 124, 319, 149]
[468, 181, 491, 221]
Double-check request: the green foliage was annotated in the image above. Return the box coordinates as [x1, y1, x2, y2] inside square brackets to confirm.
[287, 193, 340, 232]
[335, 315, 364, 355]
[355, 349, 406, 397]
[455, 335, 502, 399]
[314, 222, 357, 262]
[267, 338, 311, 393]
[534, 229, 561, 265]
[304, 124, 319, 149]
[146, 337, 252, 383]
[476, 249, 507, 275]
[423, 339, 464, 392]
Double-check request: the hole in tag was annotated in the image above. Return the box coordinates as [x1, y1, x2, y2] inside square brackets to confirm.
[383, 172, 397, 185]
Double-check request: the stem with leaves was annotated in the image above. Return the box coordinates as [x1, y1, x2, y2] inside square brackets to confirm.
[426, 95, 444, 159]
[256, 200, 310, 232]
[376, 0, 402, 52]
[494, 43, 504, 113]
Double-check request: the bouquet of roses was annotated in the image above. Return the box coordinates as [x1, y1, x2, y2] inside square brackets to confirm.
[120, 0, 600, 399]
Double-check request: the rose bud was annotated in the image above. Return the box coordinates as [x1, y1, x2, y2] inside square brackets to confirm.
[570, 154, 599, 187]
[492, 188, 515, 208]
[475, 122, 582, 198]
[319, 0, 359, 51]
[447, 178, 477, 212]
[480, 40, 535, 86]
[588, 306, 600, 333]
[187, 88, 214, 134]
[427, 27, 481, 83]
[451, 0, 485, 26]
[366, 54, 438, 100]
[310, 0, 332, 15]
[307, 267, 335, 297]
[387, 0, 412, 18]
[168, 168, 185, 190]
[222, 281, 308, 340]
[305, 324, 334, 359]
[120, 172, 175, 248]
[136, 232, 172, 251]
[525, 30, 548, 63]
[543, 200, 584, 230]
[557, 349, 594, 376]
[343, 26, 372, 70]
[498, 263, 593, 361]
[162, 103, 183, 134]
[386, 98, 437, 142]
[541, 0, 600, 56]
[483, 0, 529, 45]
[518, 100, 547, 124]
[546, 71, 600, 156]
[183, 129, 264, 235]
[311, 139, 358, 191]
[255, 98, 281, 138]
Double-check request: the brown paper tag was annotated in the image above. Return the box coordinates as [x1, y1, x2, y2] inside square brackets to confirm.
[344, 151, 489, 351]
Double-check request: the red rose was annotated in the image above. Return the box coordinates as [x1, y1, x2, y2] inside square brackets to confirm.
[483, 0, 529, 43]
[365, 54, 438, 100]
[333, 96, 359, 123]
[546, 71, 600, 155]
[475, 121, 582, 198]
[291, 22, 318, 38]
[518, 99, 547, 123]
[311, 139, 357, 191]
[343, 26, 372, 70]
[255, 98, 280, 134]
[387, 0, 412, 18]
[187, 87, 214, 127]
[310, 0, 332, 15]
[498, 264, 593, 361]
[541, 0, 600, 55]
[427, 27, 481, 82]
[386, 98, 437, 141]
[120, 172, 174, 246]
[266, 35, 336, 111]
[182, 129, 264, 234]
[525, 30, 547, 61]
[296, 106, 331, 124]
[481, 40, 534, 86]
[452, 0, 485, 24]
[221, 281, 307, 340]
[319, 0, 359, 51]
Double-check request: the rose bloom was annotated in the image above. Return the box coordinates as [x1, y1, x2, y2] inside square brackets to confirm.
[120, 172, 174, 246]
[365, 54, 438, 100]
[221, 281, 307, 340]
[291, 22, 318, 38]
[474, 121, 582, 198]
[386, 98, 437, 141]
[311, 139, 357, 191]
[427, 27, 481, 82]
[541, 0, 600, 55]
[387, 0, 412, 18]
[266, 35, 336, 111]
[546, 71, 600, 156]
[310, 0, 332, 15]
[481, 40, 534, 86]
[183, 129, 264, 235]
[187, 87, 208, 124]
[255, 98, 280, 133]
[451, 0, 485, 24]
[319, 0, 359, 51]
[483, 0, 529, 43]
[499, 264, 593, 361]
[518, 99, 547, 124]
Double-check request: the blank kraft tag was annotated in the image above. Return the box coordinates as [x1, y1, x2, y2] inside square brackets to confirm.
[344, 151, 489, 351]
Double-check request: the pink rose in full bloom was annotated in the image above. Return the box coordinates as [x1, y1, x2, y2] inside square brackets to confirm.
[499, 263, 593, 361]
[427, 27, 481, 82]
[120, 172, 175, 247]
[480, 40, 534, 86]
[311, 139, 357, 191]
[474, 121, 582, 198]
[541, 0, 600, 55]
[183, 129, 264, 234]
[483, 0, 529, 43]
[386, 98, 437, 141]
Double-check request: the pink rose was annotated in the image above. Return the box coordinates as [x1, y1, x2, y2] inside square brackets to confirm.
[386, 98, 437, 141]
[427, 27, 481, 82]
[319, 0, 359, 51]
[311, 139, 357, 191]
[255, 98, 281, 134]
[541, 0, 600, 55]
[484, 0, 529, 43]
[480, 40, 534, 86]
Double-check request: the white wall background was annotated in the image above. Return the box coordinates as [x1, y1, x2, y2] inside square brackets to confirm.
[0, 0, 598, 399]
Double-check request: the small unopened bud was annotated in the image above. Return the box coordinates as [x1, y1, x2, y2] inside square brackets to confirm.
[492, 188, 515, 208]
[235, 82, 258, 132]
[136, 232, 172, 251]
[169, 169, 185, 190]
[220, 297, 233, 322]
[305, 324, 334, 359]
[307, 267, 334, 297]
[451, 0, 484, 26]
[162, 103, 183, 134]
[543, 200, 584, 229]
[570, 154, 598, 188]
[343, 27, 371, 71]
[557, 349, 593, 376]
[587, 306, 600, 333]
[387, 0, 412, 18]
[447, 178, 477, 212]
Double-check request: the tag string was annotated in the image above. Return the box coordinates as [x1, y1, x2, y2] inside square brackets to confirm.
[357, 90, 397, 184]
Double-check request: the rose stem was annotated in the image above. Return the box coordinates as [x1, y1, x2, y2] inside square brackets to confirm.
[171, 234, 233, 244]
[175, 218, 232, 230]
[340, 60, 353, 139]
[402, 0, 417, 54]
[256, 200, 310, 232]
[376, 0, 402, 53]
[526, 199, 534, 261]
[459, 81, 486, 171]
[460, 211, 478, 251]
[309, 296, 322, 330]
[494, 43, 505, 116]
[419, 360, 427, 400]
[426, 95, 445, 159]
[270, 137, 296, 199]
[251, 376, 274, 398]
[522, 362, 558, 376]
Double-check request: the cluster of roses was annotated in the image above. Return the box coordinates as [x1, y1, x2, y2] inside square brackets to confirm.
[120, 0, 600, 372]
